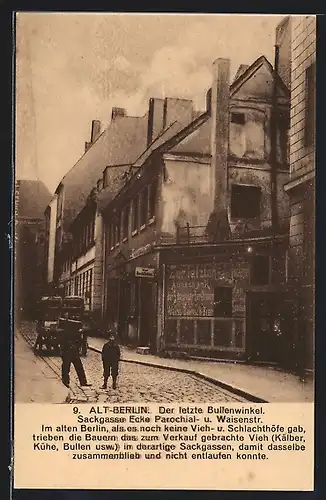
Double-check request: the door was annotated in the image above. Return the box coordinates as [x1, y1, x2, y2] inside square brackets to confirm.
[117, 278, 129, 343]
[139, 279, 157, 351]
[246, 292, 280, 363]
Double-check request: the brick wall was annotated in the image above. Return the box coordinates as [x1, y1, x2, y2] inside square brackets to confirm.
[288, 15, 316, 372]
[290, 16, 316, 179]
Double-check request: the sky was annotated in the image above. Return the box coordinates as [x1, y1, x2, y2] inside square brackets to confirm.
[15, 13, 286, 195]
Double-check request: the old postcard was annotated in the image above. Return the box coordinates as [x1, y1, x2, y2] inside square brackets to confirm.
[13, 12, 315, 490]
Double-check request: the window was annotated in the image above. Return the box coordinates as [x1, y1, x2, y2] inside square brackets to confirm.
[103, 169, 108, 188]
[213, 321, 233, 347]
[140, 187, 148, 227]
[304, 62, 316, 147]
[116, 214, 121, 243]
[149, 178, 158, 219]
[122, 206, 129, 239]
[179, 319, 195, 344]
[166, 319, 178, 343]
[250, 255, 270, 285]
[278, 110, 290, 165]
[231, 112, 245, 125]
[213, 287, 232, 317]
[231, 184, 261, 219]
[132, 196, 139, 232]
[197, 320, 211, 345]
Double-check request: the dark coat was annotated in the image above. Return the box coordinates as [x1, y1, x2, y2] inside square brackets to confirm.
[102, 342, 121, 365]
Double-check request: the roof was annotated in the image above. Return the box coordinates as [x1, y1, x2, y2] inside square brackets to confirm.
[16, 180, 52, 219]
[233, 64, 250, 83]
[97, 165, 131, 212]
[59, 114, 148, 228]
[165, 56, 290, 157]
[230, 55, 290, 97]
[170, 118, 211, 155]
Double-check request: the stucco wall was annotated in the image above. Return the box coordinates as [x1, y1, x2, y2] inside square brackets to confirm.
[229, 166, 289, 232]
[160, 158, 213, 235]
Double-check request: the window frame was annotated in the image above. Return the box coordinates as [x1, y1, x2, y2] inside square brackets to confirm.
[213, 286, 233, 318]
[149, 177, 158, 220]
[132, 195, 139, 234]
[230, 184, 262, 219]
[250, 254, 271, 286]
[304, 62, 316, 148]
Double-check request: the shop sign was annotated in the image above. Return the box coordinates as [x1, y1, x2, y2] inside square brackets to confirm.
[135, 267, 155, 278]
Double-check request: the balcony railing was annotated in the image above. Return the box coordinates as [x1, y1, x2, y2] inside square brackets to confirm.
[160, 220, 289, 246]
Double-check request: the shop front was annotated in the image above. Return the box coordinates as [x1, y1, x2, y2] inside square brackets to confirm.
[104, 250, 159, 350]
[160, 241, 292, 363]
[163, 254, 248, 359]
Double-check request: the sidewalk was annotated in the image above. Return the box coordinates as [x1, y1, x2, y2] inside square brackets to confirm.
[88, 337, 314, 403]
[14, 332, 70, 404]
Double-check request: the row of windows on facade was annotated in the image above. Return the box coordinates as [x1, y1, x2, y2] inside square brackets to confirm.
[61, 218, 95, 273]
[60, 182, 267, 277]
[72, 218, 95, 258]
[106, 177, 158, 250]
[165, 318, 244, 348]
[64, 268, 93, 309]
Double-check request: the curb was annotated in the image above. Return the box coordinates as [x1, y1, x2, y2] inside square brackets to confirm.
[88, 345, 268, 404]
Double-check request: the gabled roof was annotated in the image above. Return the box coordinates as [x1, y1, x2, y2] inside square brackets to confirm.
[230, 55, 290, 97]
[170, 118, 211, 156]
[16, 179, 52, 219]
[59, 114, 148, 229]
[163, 56, 290, 157]
[233, 64, 250, 83]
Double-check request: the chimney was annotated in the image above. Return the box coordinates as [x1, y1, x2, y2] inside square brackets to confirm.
[91, 120, 101, 143]
[111, 107, 126, 121]
[147, 98, 165, 146]
[163, 98, 194, 129]
[210, 58, 230, 214]
[85, 141, 92, 153]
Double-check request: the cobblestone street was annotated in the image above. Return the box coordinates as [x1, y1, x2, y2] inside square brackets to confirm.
[16, 322, 248, 403]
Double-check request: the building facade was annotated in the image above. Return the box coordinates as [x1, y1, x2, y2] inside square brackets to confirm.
[44, 195, 57, 293]
[15, 180, 52, 320]
[51, 108, 150, 313]
[283, 16, 316, 375]
[98, 55, 292, 364]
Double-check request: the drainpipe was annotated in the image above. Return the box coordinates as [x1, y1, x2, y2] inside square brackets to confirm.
[271, 44, 280, 237]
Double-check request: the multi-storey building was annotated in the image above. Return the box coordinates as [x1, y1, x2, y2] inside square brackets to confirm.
[15, 179, 52, 320]
[44, 195, 57, 294]
[51, 108, 150, 314]
[98, 55, 291, 364]
[281, 16, 316, 376]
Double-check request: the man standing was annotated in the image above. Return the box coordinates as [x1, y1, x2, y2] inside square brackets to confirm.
[59, 315, 92, 388]
[100, 330, 121, 390]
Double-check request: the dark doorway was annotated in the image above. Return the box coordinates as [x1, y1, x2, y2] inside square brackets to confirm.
[246, 292, 297, 365]
[139, 279, 157, 352]
[117, 278, 130, 344]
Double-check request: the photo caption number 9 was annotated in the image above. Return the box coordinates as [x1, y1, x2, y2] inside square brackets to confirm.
[73, 406, 80, 414]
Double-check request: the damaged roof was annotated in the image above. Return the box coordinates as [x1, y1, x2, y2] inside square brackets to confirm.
[16, 179, 52, 219]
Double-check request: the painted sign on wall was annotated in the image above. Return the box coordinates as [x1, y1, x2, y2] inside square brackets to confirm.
[166, 261, 234, 317]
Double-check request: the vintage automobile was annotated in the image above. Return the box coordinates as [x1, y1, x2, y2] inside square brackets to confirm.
[34, 296, 63, 354]
[61, 296, 88, 356]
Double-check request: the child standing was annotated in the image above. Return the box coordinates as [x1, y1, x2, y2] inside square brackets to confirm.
[100, 331, 121, 390]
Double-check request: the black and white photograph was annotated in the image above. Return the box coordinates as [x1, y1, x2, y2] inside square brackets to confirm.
[14, 13, 315, 407]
